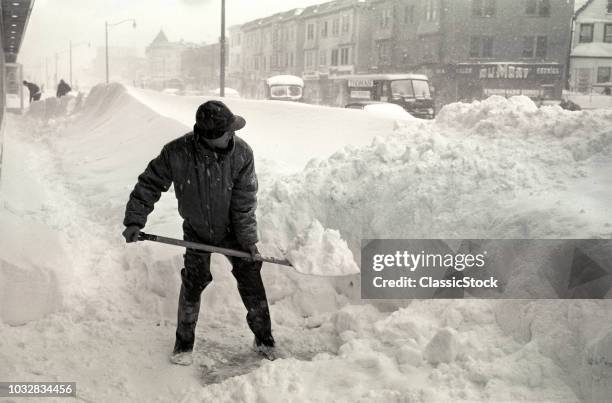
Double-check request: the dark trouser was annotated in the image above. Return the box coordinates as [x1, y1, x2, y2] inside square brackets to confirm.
[173, 234, 274, 353]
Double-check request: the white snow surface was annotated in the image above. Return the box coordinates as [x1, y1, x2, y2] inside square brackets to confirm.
[0, 85, 611, 402]
[265, 75, 304, 87]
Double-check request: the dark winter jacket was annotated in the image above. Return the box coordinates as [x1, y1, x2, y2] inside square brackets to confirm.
[24, 82, 40, 101]
[56, 81, 71, 98]
[123, 132, 258, 248]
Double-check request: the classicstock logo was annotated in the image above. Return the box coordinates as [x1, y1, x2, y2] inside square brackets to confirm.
[361, 239, 612, 299]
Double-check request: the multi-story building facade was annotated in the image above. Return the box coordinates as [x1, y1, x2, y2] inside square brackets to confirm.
[145, 30, 186, 90]
[227, 25, 243, 91]
[430, 0, 574, 105]
[299, 0, 373, 103]
[239, 9, 306, 98]
[227, 0, 574, 106]
[570, 0, 612, 92]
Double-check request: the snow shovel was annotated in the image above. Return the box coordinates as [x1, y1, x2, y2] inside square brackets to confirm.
[137, 231, 293, 267]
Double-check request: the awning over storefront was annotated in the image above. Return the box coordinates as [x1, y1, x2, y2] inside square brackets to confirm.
[1, 0, 34, 62]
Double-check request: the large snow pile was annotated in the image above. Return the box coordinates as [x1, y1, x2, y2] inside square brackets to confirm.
[1, 85, 611, 402]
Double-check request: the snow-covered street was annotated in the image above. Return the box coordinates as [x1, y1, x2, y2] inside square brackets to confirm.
[1, 85, 611, 402]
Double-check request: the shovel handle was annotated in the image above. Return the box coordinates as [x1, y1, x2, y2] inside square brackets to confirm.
[137, 232, 293, 267]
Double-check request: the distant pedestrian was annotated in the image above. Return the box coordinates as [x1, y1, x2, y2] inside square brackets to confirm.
[56, 79, 72, 98]
[22, 80, 42, 103]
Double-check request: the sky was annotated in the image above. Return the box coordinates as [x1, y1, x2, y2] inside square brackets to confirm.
[19, 0, 323, 84]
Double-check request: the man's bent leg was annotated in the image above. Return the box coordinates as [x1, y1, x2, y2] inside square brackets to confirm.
[174, 249, 212, 353]
[230, 257, 275, 347]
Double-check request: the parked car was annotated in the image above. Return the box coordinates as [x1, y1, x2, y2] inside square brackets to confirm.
[333, 73, 435, 119]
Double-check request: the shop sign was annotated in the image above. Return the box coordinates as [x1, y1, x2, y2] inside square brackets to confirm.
[348, 79, 374, 87]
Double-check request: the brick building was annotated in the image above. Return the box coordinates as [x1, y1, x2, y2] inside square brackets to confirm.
[239, 9, 305, 98]
[227, 0, 574, 106]
[299, 0, 373, 103]
[430, 0, 574, 105]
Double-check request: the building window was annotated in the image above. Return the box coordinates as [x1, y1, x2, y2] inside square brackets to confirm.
[469, 36, 493, 58]
[404, 5, 415, 23]
[377, 41, 391, 65]
[425, 0, 439, 21]
[321, 21, 328, 37]
[522, 36, 547, 58]
[522, 36, 535, 58]
[319, 50, 327, 65]
[472, 0, 496, 17]
[290, 52, 294, 67]
[536, 36, 547, 58]
[341, 15, 350, 33]
[605, 24, 612, 43]
[332, 18, 340, 36]
[305, 51, 314, 68]
[579, 24, 594, 43]
[608, 0, 612, 13]
[598, 67, 611, 83]
[340, 47, 350, 65]
[381, 8, 392, 28]
[331, 49, 339, 66]
[307, 23, 315, 40]
[525, 0, 550, 16]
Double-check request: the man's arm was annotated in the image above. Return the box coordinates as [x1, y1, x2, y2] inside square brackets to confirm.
[231, 151, 258, 249]
[123, 146, 173, 230]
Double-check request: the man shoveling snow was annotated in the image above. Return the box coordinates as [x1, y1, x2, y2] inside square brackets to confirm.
[122, 100, 276, 365]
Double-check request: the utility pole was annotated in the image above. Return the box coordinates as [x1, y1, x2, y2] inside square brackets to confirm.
[220, 0, 226, 97]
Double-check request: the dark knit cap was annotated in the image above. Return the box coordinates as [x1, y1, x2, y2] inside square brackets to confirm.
[194, 100, 246, 139]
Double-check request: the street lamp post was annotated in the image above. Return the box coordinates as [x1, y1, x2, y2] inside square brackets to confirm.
[105, 18, 137, 84]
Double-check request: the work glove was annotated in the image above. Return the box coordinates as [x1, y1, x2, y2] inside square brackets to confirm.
[246, 244, 260, 261]
[122, 225, 141, 243]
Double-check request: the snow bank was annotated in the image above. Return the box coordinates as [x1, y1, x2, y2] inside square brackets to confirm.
[3, 85, 611, 402]
[0, 212, 67, 325]
[126, 86, 412, 173]
[27, 93, 82, 121]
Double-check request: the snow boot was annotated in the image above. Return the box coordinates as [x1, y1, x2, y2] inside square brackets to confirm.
[253, 337, 277, 361]
[170, 350, 193, 366]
